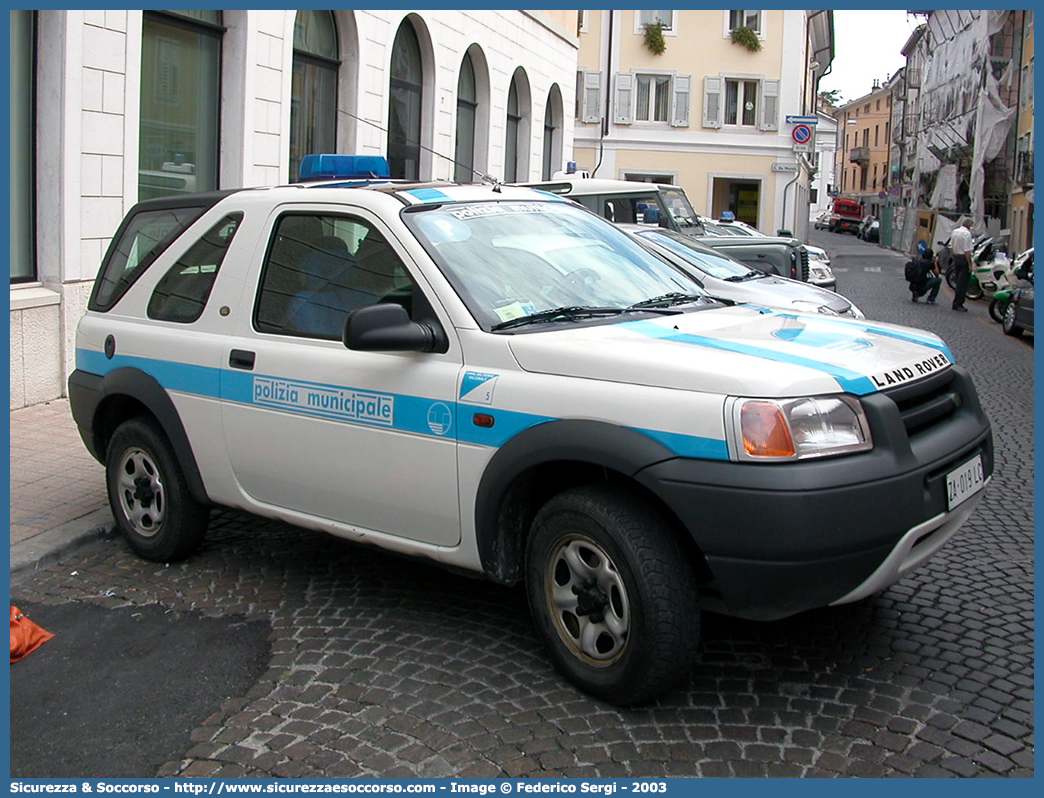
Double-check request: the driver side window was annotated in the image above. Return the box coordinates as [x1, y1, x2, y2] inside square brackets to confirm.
[255, 213, 415, 340]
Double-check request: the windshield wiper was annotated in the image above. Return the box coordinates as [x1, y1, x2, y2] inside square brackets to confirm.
[628, 292, 706, 309]
[723, 270, 765, 282]
[491, 301, 686, 331]
[491, 306, 624, 331]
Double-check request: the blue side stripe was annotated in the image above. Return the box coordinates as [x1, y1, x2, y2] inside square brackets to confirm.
[77, 349, 726, 459]
[78, 350, 222, 398]
[621, 320, 878, 396]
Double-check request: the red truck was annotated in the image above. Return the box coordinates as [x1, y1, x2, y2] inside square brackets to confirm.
[830, 196, 864, 235]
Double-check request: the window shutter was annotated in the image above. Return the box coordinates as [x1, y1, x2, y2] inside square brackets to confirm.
[670, 75, 691, 127]
[614, 72, 633, 125]
[760, 79, 780, 131]
[582, 70, 603, 124]
[702, 76, 722, 128]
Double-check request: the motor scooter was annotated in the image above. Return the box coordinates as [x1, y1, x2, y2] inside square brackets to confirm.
[945, 235, 1011, 301]
[990, 247, 1034, 322]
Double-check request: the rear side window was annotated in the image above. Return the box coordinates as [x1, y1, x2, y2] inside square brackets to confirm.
[90, 206, 205, 311]
[147, 213, 243, 323]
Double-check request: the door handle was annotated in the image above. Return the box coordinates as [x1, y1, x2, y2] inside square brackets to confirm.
[229, 349, 256, 370]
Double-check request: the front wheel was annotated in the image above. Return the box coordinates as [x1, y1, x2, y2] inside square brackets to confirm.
[1002, 302, 1024, 337]
[989, 297, 1008, 323]
[106, 416, 210, 562]
[945, 265, 957, 289]
[965, 279, 984, 301]
[525, 485, 701, 705]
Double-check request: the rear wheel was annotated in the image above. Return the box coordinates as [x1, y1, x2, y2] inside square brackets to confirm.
[106, 417, 209, 562]
[990, 297, 1009, 323]
[525, 484, 700, 705]
[945, 265, 957, 289]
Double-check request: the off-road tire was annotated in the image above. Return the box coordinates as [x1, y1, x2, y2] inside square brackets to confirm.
[106, 416, 209, 562]
[525, 484, 701, 705]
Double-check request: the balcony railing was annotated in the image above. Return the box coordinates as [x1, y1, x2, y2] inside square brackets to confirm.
[850, 146, 870, 164]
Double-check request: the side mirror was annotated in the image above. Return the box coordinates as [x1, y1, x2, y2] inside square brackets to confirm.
[343, 303, 440, 352]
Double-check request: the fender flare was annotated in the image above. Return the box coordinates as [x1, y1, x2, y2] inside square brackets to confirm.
[69, 366, 211, 506]
[473, 419, 675, 583]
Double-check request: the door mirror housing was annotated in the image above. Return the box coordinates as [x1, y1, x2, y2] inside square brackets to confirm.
[344, 303, 441, 352]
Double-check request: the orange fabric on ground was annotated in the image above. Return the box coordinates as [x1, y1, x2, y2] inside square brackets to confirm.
[10, 606, 55, 663]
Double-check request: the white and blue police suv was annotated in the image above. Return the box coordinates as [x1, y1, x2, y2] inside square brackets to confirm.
[70, 155, 992, 705]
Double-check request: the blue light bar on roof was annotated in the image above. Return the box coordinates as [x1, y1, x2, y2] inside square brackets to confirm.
[298, 154, 391, 181]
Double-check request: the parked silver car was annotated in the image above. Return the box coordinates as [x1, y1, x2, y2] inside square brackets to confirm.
[621, 226, 863, 318]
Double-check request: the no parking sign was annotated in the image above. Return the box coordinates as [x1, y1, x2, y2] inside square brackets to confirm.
[792, 124, 812, 144]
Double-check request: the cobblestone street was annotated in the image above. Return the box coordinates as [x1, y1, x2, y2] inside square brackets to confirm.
[11, 234, 1033, 778]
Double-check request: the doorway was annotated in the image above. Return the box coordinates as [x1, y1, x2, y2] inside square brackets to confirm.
[712, 178, 761, 228]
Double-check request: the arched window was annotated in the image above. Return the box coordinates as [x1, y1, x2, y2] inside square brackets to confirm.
[388, 22, 423, 179]
[454, 53, 477, 183]
[291, 11, 339, 182]
[504, 78, 521, 183]
[542, 90, 562, 180]
[139, 10, 223, 200]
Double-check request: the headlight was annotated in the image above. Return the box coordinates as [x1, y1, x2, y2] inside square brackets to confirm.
[726, 395, 872, 462]
[810, 264, 834, 281]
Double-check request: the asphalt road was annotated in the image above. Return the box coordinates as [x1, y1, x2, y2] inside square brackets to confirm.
[10, 231, 1034, 778]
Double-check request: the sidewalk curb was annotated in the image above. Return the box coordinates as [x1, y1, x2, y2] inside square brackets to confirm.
[10, 508, 117, 583]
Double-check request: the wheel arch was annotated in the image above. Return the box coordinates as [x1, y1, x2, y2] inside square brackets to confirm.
[474, 419, 706, 586]
[70, 367, 211, 506]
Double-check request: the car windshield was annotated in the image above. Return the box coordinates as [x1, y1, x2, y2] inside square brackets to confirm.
[636, 229, 764, 281]
[406, 201, 709, 331]
[659, 187, 702, 232]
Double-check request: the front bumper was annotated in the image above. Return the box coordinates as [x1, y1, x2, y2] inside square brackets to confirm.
[635, 367, 993, 621]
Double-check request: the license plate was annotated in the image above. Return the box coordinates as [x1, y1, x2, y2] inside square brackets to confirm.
[946, 454, 985, 510]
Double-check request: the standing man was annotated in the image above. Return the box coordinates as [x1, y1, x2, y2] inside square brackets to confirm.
[950, 217, 974, 311]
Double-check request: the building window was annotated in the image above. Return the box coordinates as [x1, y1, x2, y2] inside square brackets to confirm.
[505, 77, 521, 183]
[542, 88, 563, 180]
[139, 11, 222, 201]
[290, 11, 339, 182]
[638, 10, 674, 31]
[725, 78, 759, 126]
[455, 53, 477, 183]
[727, 10, 762, 35]
[388, 21, 423, 180]
[623, 172, 675, 184]
[703, 75, 774, 130]
[11, 10, 35, 282]
[635, 74, 671, 122]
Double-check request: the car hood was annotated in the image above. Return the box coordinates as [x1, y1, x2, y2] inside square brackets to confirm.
[506, 306, 953, 397]
[703, 274, 853, 315]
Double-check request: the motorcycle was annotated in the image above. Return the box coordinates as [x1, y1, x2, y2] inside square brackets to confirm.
[989, 247, 1034, 323]
[945, 235, 1012, 302]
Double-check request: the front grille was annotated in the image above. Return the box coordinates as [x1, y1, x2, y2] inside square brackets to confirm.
[882, 367, 962, 436]
[795, 248, 810, 281]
